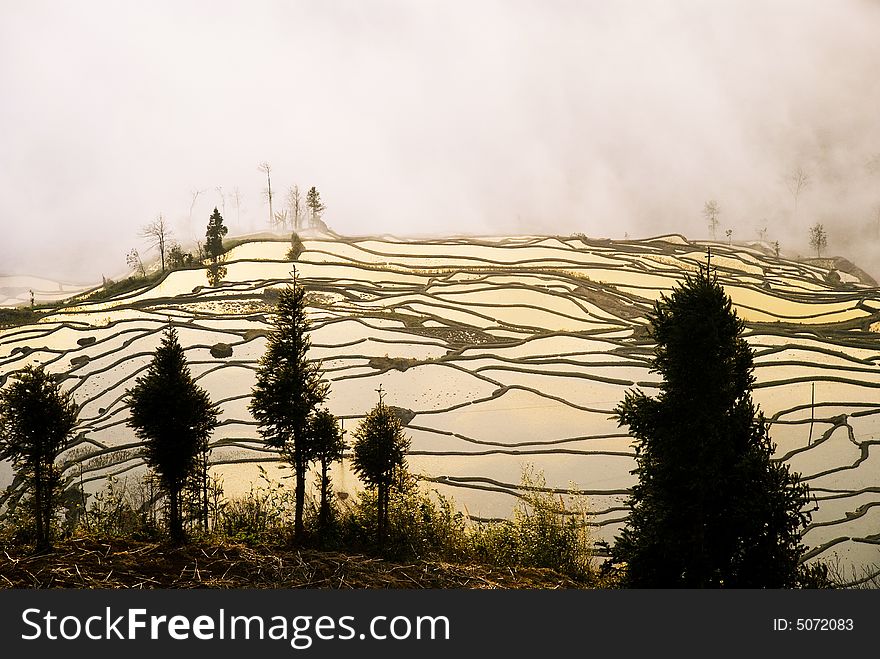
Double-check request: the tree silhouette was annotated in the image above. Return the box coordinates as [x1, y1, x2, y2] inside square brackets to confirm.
[787, 166, 810, 214]
[189, 188, 205, 234]
[205, 208, 228, 286]
[351, 392, 410, 547]
[205, 207, 228, 262]
[703, 200, 720, 240]
[0, 366, 78, 551]
[249, 273, 329, 540]
[232, 186, 242, 228]
[258, 162, 274, 230]
[309, 407, 346, 539]
[287, 185, 303, 230]
[611, 268, 812, 587]
[141, 214, 172, 273]
[809, 223, 827, 258]
[306, 186, 325, 228]
[126, 326, 220, 542]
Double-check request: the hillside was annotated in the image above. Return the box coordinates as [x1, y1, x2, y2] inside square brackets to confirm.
[1, 233, 879, 582]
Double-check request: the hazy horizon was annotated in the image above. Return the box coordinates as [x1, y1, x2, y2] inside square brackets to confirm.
[3, 0, 880, 281]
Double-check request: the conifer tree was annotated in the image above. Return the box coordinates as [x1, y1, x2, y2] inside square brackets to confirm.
[205, 207, 228, 285]
[205, 208, 228, 260]
[249, 273, 328, 539]
[306, 187, 325, 228]
[0, 366, 78, 551]
[309, 407, 345, 539]
[126, 326, 219, 542]
[611, 267, 812, 587]
[351, 393, 410, 547]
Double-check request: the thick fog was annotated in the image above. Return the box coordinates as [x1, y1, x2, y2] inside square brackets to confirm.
[2, 0, 880, 282]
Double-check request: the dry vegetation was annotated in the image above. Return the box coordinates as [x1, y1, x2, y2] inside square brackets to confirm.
[0, 537, 586, 589]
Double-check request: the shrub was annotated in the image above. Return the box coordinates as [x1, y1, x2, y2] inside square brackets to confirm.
[0, 492, 38, 548]
[337, 470, 469, 560]
[470, 465, 593, 579]
[0, 307, 42, 328]
[287, 232, 305, 261]
[213, 467, 298, 546]
[168, 243, 198, 269]
[80, 475, 159, 540]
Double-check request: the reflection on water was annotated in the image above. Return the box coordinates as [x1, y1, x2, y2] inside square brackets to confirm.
[1, 235, 879, 580]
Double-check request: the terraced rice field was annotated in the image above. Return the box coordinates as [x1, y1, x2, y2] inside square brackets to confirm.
[2, 234, 879, 582]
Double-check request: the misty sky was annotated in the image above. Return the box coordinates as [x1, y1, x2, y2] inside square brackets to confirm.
[2, 0, 880, 281]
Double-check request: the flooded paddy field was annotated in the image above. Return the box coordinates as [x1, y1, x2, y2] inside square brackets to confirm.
[2, 234, 879, 582]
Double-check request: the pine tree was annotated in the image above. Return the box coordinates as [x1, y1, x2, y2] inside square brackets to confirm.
[126, 326, 219, 542]
[249, 273, 329, 539]
[306, 187, 325, 228]
[205, 208, 228, 260]
[309, 407, 345, 539]
[0, 366, 78, 550]
[611, 266, 812, 587]
[351, 393, 410, 547]
[205, 208, 228, 286]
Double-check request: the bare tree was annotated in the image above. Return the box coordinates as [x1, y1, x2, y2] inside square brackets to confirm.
[787, 167, 810, 213]
[189, 188, 206, 234]
[287, 185, 303, 231]
[232, 187, 242, 228]
[215, 186, 226, 216]
[258, 162, 274, 230]
[141, 214, 172, 273]
[274, 209, 289, 231]
[725, 228, 733, 246]
[809, 223, 827, 258]
[703, 200, 720, 240]
[757, 226, 768, 242]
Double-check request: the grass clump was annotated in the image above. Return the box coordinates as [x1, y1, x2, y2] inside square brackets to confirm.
[79, 475, 159, 540]
[212, 468, 297, 546]
[470, 465, 593, 580]
[335, 466, 594, 581]
[336, 470, 470, 561]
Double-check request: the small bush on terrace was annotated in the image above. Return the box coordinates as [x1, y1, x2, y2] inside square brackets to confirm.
[0, 492, 38, 548]
[470, 465, 593, 579]
[80, 475, 159, 540]
[213, 467, 298, 546]
[287, 232, 305, 261]
[337, 469, 469, 561]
